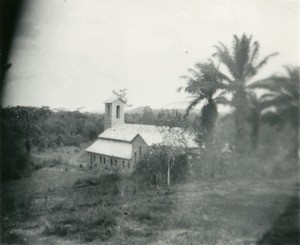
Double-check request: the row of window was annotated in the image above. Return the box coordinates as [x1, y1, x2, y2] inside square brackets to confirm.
[91, 154, 130, 169]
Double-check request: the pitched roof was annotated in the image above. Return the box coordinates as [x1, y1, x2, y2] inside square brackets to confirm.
[98, 124, 198, 148]
[85, 138, 132, 159]
[104, 97, 126, 104]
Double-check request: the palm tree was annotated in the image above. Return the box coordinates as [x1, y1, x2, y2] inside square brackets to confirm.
[212, 34, 278, 148]
[247, 92, 280, 150]
[250, 66, 300, 159]
[247, 92, 263, 150]
[178, 61, 229, 142]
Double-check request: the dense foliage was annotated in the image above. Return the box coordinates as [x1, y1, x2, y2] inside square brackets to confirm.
[0, 106, 104, 181]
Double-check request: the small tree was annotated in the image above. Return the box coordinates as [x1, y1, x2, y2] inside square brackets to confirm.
[113, 88, 128, 103]
[133, 144, 190, 187]
[156, 111, 196, 187]
[133, 111, 197, 187]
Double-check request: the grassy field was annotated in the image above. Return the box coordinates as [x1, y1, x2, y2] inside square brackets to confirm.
[1, 161, 299, 245]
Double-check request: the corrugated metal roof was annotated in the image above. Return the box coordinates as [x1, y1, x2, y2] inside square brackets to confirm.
[99, 124, 198, 148]
[99, 124, 156, 143]
[104, 97, 126, 104]
[85, 138, 132, 159]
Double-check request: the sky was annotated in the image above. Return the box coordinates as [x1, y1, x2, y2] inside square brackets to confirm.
[2, 0, 300, 112]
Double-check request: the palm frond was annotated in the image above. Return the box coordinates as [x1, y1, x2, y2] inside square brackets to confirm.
[259, 93, 296, 109]
[214, 96, 231, 105]
[255, 52, 279, 71]
[213, 43, 237, 78]
[250, 41, 260, 64]
[177, 86, 184, 93]
[233, 34, 252, 79]
[184, 96, 203, 118]
[250, 75, 297, 100]
[187, 68, 202, 80]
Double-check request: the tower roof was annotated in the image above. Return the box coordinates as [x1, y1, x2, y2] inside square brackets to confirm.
[104, 97, 126, 104]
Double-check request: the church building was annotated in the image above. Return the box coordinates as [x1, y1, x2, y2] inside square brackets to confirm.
[85, 97, 198, 172]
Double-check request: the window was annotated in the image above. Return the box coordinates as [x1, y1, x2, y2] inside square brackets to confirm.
[139, 146, 142, 157]
[114, 159, 117, 166]
[122, 161, 125, 167]
[104, 157, 106, 164]
[134, 152, 137, 164]
[110, 158, 113, 166]
[116, 105, 120, 118]
[100, 156, 102, 163]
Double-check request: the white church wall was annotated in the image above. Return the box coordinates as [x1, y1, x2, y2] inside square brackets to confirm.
[88, 152, 132, 172]
[131, 135, 148, 168]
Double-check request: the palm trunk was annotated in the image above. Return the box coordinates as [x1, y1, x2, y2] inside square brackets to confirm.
[233, 84, 249, 153]
[292, 123, 299, 160]
[251, 112, 259, 150]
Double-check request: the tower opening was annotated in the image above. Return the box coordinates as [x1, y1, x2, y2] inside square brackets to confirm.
[116, 105, 120, 118]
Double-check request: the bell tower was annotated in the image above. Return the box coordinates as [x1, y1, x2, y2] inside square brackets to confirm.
[104, 97, 126, 130]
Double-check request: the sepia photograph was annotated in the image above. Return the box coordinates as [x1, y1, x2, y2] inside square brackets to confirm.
[1, 0, 299, 244]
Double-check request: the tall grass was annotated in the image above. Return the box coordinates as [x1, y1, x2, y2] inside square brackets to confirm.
[43, 206, 116, 242]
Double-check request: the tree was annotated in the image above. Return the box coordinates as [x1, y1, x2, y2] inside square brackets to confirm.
[141, 106, 155, 125]
[113, 88, 128, 103]
[211, 34, 278, 150]
[1, 106, 105, 181]
[250, 66, 300, 158]
[247, 91, 285, 150]
[156, 109, 187, 128]
[1, 106, 42, 180]
[247, 92, 264, 150]
[133, 144, 189, 187]
[133, 110, 194, 187]
[179, 61, 229, 142]
[156, 111, 194, 187]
